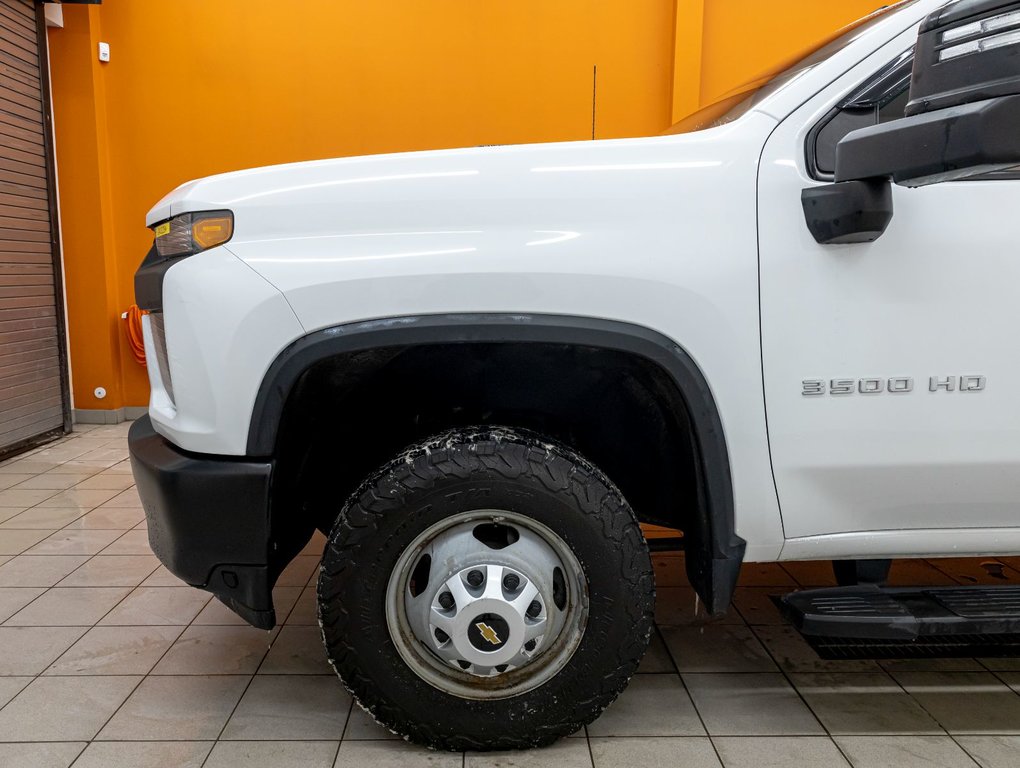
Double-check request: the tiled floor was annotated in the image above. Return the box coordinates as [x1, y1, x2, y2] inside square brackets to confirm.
[1, 426, 1020, 767]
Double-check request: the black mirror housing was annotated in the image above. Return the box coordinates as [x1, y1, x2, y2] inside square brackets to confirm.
[803, 0, 1020, 243]
[834, 94, 1020, 186]
[801, 180, 893, 244]
[908, 0, 1020, 115]
[833, 0, 1020, 187]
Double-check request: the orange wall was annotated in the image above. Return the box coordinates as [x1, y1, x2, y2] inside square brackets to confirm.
[47, 0, 880, 410]
[697, 0, 880, 102]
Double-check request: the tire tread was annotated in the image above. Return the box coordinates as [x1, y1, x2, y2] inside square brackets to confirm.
[317, 426, 654, 751]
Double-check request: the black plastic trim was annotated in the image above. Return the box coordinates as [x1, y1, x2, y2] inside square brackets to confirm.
[247, 313, 745, 613]
[922, 0, 1016, 29]
[128, 416, 276, 629]
[835, 94, 1020, 186]
[801, 179, 894, 244]
[909, 0, 1020, 115]
[134, 244, 185, 313]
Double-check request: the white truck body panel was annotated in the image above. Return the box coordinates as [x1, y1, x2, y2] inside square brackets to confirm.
[758, 20, 1020, 555]
[144, 249, 303, 450]
[143, 0, 1020, 562]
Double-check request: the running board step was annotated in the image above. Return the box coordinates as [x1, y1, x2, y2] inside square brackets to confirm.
[778, 585, 1020, 658]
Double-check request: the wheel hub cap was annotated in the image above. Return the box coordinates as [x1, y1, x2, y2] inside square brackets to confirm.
[428, 564, 547, 672]
[386, 512, 588, 698]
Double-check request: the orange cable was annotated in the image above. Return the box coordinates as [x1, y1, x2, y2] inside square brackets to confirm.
[123, 304, 148, 366]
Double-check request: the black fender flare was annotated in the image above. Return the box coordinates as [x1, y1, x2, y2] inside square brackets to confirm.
[247, 313, 745, 612]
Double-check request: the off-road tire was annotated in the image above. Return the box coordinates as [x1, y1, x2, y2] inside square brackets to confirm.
[317, 426, 654, 751]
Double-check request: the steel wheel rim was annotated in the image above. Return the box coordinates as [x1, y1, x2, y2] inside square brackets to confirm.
[385, 509, 589, 700]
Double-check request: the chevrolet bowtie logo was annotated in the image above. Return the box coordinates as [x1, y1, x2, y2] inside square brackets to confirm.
[475, 622, 502, 645]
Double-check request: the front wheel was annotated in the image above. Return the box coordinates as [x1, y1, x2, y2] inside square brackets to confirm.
[317, 427, 654, 750]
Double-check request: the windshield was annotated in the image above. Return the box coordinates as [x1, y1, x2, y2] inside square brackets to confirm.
[664, 0, 921, 134]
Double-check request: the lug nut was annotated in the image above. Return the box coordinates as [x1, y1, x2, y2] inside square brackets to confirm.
[438, 591, 455, 610]
[466, 570, 484, 587]
[502, 573, 520, 591]
[526, 600, 542, 618]
[524, 640, 537, 652]
[434, 628, 450, 644]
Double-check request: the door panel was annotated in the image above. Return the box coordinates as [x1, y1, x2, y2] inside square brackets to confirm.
[758, 40, 1020, 541]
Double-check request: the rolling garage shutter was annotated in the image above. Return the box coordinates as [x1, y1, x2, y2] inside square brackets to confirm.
[0, 0, 69, 455]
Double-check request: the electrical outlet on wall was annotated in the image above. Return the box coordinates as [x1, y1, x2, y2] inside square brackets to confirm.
[98, 42, 110, 62]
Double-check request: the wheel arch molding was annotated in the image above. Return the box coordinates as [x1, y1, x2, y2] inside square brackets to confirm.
[249, 313, 745, 613]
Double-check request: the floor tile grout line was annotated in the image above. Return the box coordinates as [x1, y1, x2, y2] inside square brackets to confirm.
[64, 741, 90, 768]
[582, 724, 595, 768]
[861, 656, 960, 744]
[825, 732, 857, 766]
[7, 737, 446, 743]
[743, 615, 852, 759]
[944, 732, 992, 768]
[5, 461, 131, 494]
[0, 675, 34, 717]
[187, 559, 256, 767]
[0, 624, 90, 718]
[194, 618, 283, 766]
[1, 521, 130, 533]
[885, 664, 1020, 743]
[52, 556, 161, 591]
[925, 557, 1020, 586]
[976, 656, 998, 673]
[0, 549, 150, 627]
[0, 621, 288, 632]
[2, 552, 155, 559]
[654, 622, 725, 766]
[19, 668, 340, 677]
[31, 573, 172, 679]
[44, 627, 191, 680]
[0, 580, 70, 626]
[196, 674, 259, 768]
[0, 461, 109, 510]
[3, 516, 138, 559]
[335, 695, 355, 746]
[987, 667, 1020, 703]
[778, 562, 815, 589]
[71, 601, 206, 752]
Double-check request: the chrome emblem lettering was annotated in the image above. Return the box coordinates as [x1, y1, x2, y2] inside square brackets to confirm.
[803, 375, 983, 396]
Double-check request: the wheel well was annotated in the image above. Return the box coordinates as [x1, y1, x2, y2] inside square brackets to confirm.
[260, 315, 744, 614]
[273, 342, 699, 534]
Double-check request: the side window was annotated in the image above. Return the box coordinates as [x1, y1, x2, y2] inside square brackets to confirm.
[808, 50, 914, 178]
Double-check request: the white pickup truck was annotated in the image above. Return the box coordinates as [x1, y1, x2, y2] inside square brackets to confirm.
[128, 0, 1020, 750]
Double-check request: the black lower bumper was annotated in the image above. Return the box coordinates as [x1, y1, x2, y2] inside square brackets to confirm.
[128, 416, 277, 629]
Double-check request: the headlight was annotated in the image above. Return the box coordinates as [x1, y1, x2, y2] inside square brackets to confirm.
[152, 210, 233, 258]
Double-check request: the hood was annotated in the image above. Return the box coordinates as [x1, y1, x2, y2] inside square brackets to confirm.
[144, 124, 768, 246]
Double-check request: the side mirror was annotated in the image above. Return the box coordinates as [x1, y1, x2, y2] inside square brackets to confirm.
[835, 90, 1020, 187]
[801, 180, 892, 245]
[804, 0, 1020, 243]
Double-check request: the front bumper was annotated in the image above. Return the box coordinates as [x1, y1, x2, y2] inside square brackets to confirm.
[128, 416, 277, 629]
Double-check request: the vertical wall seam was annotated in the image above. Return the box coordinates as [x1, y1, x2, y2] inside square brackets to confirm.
[672, 0, 705, 123]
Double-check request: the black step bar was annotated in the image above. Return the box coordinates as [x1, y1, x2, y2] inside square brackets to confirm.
[778, 585, 1020, 659]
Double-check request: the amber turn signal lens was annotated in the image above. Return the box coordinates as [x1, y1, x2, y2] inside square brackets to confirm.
[191, 215, 233, 249]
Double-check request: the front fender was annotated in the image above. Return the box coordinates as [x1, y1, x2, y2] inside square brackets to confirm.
[247, 313, 746, 613]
